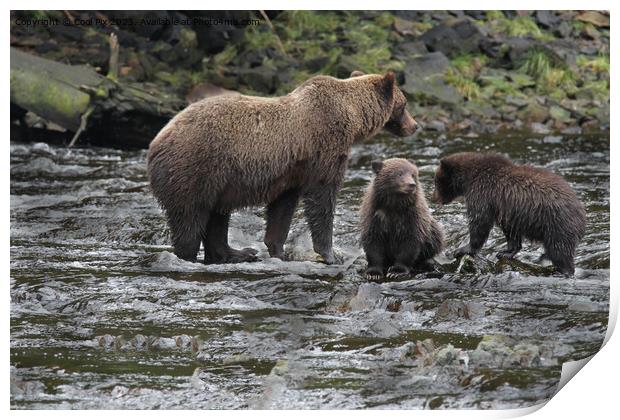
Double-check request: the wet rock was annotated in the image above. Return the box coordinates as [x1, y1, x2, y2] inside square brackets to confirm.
[561, 126, 582, 135]
[186, 82, 238, 103]
[576, 11, 610, 28]
[348, 283, 385, 311]
[238, 67, 277, 93]
[393, 40, 428, 60]
[553, 21, 572, 38]
[542, 135, 563, 144]
[464, 11, 486, 20]
[505, 95, 528, 108]
[369, 317, 400, 338]
[549, 105, 571, 124]
[10, 375, 46, 398]
[583, 25, 601, 41]
[393, 18, 418, 37]
[534, 11, 560, 29]
[223, 354, 254, 365]
[435, 299, 486, 320]
[529, 122, 551, 134]
[455, 254, 495, 274]
[402, 52, 461, 105]
[425, 120, 446, 132]
[420, 19, 485, 58]
[517, 102, 550, 123]
[192, 12, 247, 53]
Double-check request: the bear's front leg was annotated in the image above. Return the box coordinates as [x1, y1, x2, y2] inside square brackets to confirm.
[387, 246, 420, 280]
[455, 206, 494, 259]
[497, 230, 522, 260]
[203, 211, 258, 264]
[363, 238, 385, 282]
[264, 189, 300, 260]
[303, 185, 338, 264]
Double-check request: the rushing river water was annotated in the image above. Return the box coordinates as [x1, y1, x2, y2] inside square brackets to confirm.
[10, 131, 609, 409]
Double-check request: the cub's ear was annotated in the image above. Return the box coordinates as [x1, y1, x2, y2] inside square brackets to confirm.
[350, 70, 365, 77]
[377, 72, 396, 102]
[371, 159, 384, 174]
[439, 158, 453, 172]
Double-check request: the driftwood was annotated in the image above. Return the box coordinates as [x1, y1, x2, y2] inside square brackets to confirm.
[10, 46, 185, 148]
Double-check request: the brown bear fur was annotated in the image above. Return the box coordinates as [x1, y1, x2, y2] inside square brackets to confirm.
[148, 72, 419, 264]
[360, 158, 444, 281]
[431, 152, 586, 276]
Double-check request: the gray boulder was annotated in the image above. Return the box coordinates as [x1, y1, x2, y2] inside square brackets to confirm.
[402, 52, 461, 105]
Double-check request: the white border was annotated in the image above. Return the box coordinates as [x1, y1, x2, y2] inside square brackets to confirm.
[5, 1, 617, 418]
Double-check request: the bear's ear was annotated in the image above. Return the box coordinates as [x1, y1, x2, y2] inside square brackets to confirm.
[350, 70, 365, 77]
[371, 159, 383, 174]
[439, 158, 453, 172]
[377, 72, 395, 102]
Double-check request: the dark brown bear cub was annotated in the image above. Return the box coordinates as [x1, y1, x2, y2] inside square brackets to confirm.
[431, 152, 586, 276]
[360, 158, 444, 281]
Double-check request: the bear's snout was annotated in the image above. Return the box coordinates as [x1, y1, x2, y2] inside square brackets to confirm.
[402, 112, 420, 136]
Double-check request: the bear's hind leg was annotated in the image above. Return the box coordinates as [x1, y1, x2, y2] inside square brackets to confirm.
[169, 220, 201, 263]
[303, 186, 337, 264]
[386, 246, 420, 280]
[544, 241, 575, 276]
[416, 222, 444, 265]
[264, 189, 300, 260]
[203, 211, 258, 264]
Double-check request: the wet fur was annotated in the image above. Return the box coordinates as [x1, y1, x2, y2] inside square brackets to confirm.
[432, 152, 586, 276]
[360, 159, 444, 281]
[148, 72, 417, 264]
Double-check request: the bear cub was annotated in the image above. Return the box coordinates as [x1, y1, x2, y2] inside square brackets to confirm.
[360, 158, 444, 281]
[431, 152, 586, 276]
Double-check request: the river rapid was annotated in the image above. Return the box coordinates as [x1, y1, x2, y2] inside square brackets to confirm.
[10, 131, 609, 409]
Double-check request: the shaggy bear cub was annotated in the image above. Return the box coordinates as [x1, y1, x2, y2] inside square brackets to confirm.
[431, 152, 586, 276]
[360, 158, 444, 281]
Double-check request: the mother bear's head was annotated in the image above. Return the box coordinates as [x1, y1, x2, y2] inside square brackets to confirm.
[350, 70, 419, 137]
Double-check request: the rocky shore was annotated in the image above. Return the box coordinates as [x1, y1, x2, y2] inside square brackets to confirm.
[10, 10, 610, 146]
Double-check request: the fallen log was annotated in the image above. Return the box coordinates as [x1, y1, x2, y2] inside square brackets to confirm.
[10, 46, 185, 148]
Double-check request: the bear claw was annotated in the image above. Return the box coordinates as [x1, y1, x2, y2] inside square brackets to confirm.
[386, 266, 411, 280]
[364, 268, 384, 282]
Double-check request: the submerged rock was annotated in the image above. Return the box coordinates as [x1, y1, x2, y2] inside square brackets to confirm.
[435, 299, 486, 320]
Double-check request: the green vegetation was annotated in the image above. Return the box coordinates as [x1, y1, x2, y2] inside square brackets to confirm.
[444, 55, 487, 100]
[486, 12, 552, 40]
[576, 54, 610, 74]
[518, 49, 577, 97]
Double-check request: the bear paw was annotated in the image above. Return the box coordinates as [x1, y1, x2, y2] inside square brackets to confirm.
[386, 265, 411, 280]
[225, 247, 259, 264]
[454, 245, 475, 259]
[496, 250, 518, 260]
[364, 267, 384, 282]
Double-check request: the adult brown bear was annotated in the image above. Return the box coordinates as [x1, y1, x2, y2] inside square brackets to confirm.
[148, 71, 419, 264]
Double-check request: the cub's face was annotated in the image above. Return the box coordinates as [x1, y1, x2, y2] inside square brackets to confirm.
[384, 88, 419, 137]
[372, 158, 419, 195]
[431, 161, 460, 204]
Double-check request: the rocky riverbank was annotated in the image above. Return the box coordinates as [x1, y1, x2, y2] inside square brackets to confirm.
[10, 10, 609, 145]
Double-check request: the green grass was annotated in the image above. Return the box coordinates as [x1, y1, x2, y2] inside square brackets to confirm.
[445, 68, 480, 100]
[443, 54, 488, 100]
[487, 13, 552, 40]
[576, 54, 610, 74]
